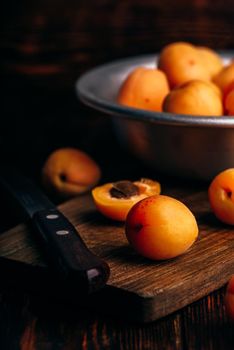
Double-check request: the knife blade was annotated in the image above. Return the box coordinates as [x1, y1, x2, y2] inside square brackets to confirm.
[0, 167, 110, 294]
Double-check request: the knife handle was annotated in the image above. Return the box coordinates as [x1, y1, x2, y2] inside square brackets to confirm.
[32, 208, 110, 294]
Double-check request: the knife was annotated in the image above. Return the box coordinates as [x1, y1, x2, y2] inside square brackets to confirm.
[0, 168, 110, 294]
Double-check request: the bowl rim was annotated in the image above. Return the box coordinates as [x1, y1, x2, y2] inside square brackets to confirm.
[76, 51, 234, 128]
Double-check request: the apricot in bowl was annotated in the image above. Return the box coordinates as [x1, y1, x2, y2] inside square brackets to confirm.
[158, 42, 211, 88]
[213, 62, 234, 95]
[197, 46, 223, 79]
[163, 80, 223, 116]
[224, 81, 234, 116]
[117, 67, 169, 112]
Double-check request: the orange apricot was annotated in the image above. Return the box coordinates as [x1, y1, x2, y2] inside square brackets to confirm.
[158, 42, 210, 88]
[125, 195, 198, 260]
[92, 178, 161, 221]
[208, 168, 234, 225]
[213, 62, 234, 94]
[42, 147, 101, 198]
[117, 67, 169, 112]
[224, 88, 234, 116]
[223, 80, 234, 116]
[197, 46, 223, 79]
[223, 80, 234, 98]
[163, 80, 223, 116]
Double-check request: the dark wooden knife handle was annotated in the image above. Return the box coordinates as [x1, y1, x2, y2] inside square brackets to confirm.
[32, 208, 110, 294]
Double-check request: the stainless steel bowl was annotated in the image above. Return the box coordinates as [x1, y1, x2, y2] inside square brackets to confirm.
[76, 52, 234, 181]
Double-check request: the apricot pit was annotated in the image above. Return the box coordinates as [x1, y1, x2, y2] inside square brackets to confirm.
[92, 178, 161, 221]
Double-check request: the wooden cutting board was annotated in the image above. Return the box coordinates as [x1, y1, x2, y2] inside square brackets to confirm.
[0, 185, 234, 323]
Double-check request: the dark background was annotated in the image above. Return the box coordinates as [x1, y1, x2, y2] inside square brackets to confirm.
[1, 0, 234, 179]
[0, 1, 234, 349]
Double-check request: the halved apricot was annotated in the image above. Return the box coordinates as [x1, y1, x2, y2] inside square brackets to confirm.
[91, 178, 161, 221]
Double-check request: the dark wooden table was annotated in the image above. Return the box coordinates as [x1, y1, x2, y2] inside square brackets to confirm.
[1, 1, 234, 349]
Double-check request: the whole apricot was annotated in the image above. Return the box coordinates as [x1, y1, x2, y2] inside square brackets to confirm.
[125, 195, 198, 260]
[158, 42, 210, 88]
[42, 148, 101, 198]
[225, 275, 234, 321]
[197, 46, 223, 79]
[223, 81, 234, 116]
[213, 62, 234, 94]
[163, 80, 223, 116]
[92, 178, 161, 221]
[117, 67, 169, 112]
[208, 168, 234, 225]
[224, 88, 234, 116]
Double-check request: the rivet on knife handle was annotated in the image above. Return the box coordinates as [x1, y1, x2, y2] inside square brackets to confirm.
[32, 208, 110, 294]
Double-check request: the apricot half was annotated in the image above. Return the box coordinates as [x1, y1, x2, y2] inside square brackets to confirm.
[117, 67, 169, 112]
[125, 195, 198, 260]
[158, 42, 210, 88]
[208, 168, 234, 225]
[42, 147, 101, 198]
[163, 80, 223, 116]
[92, 178, 161, 221]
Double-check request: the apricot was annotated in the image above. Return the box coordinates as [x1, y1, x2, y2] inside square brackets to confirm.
[225, 275, 234, 321]
[117, 67, 170, 112]
[224, 88, 234, 116]
[223, 81, 234, 116]
[158, 42, 210, 88]
[125, 195, 198, 260]
[92, 178, 161, 221]
[163, 80, 223, 116]
[42, 147, 101, 198]
[197, 46, 223, 79]
[223, 80, 234, 98]
[213, 62, 234, 94]
[208, 168, 234, 225]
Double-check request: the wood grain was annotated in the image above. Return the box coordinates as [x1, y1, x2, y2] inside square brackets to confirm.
[0, 187, 233, 323]
[1, 0, 234, 347]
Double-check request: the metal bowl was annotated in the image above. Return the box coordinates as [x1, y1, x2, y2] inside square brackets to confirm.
[76, 52, 234, 181]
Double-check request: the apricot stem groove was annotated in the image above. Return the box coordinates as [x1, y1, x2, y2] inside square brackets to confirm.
[59, 173, 67, 182]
